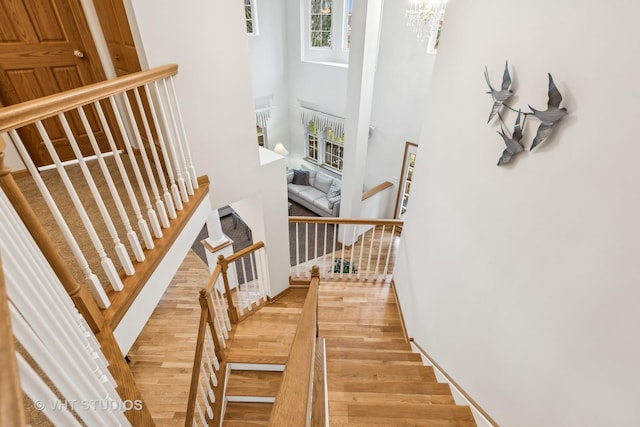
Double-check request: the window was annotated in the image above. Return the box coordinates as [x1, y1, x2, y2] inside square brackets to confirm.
[256, 125, 266, 147]
[306, 121, 319, 161]
[302, 110, 345, 172]
[303, 0, 350, 64]
[244, 0, 258, 35]
[310, 0, 332, 47]
[343, 0, 352, 50]
[324, 128, 344, 170]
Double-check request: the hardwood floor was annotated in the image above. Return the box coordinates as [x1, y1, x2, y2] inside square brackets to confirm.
[128, 250, 209, 427]
[129, 250, 475, 426]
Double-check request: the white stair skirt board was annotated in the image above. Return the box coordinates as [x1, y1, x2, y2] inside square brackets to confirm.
[225, 396, 276, 403]
[114, 196, 212, 354]
[227, 363, 286, 371]
[410, 341, 494, 427]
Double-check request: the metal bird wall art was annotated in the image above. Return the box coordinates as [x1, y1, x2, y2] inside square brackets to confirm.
[484, 62, 513, 123]
[528, 74, 568, 151]
[497, 110, 524, 166]
[484, 62, 570, 166]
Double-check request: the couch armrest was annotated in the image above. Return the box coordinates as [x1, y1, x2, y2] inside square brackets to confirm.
[331, 199, 341, 217]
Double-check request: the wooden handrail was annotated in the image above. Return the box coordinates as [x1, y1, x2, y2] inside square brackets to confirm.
[0, 254, 27, 426]
[185, 289, 226, 426]
[0, 64, 178, 133]
[215, 241, 266, 324]
[0, 153, 104, 332]
[223, 241, 265, 263]
[288, 216, 403, 226]
[269, 266, 321, 427]
[361, 180, 393, 201]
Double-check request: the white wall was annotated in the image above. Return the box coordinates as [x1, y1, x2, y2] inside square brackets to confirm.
[248, 0, 289, 149]
[393, 1, 640, 426]
[366, 0, 436, 217]
[129, 0, 291, 296]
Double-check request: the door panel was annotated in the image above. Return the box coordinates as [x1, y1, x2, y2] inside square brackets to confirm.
[0, 0, 112, 167]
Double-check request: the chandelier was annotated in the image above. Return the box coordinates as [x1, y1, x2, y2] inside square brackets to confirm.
[405, 0, 448, 49]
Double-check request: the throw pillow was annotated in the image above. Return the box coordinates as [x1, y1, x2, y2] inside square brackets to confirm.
[287, 171, 293, 184]
[292, 169, 310, 185]
[326, 180, 341, 204]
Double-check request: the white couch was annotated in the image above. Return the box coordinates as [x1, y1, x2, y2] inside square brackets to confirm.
[287, 166, 341, 217]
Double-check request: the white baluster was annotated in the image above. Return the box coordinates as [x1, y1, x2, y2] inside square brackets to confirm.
[109, 95, 163, 239]
[6, 132, 110, 307]
[366, 226, 376, 281]
[16, 355, 84, 427]
[374, 225, 386, 281]
[78, 105, 145, 264]
[143, 84, 178, 219]
[357, 227, 366, 280]
[331, 222, 338, 279]
[314, 223, 318, 261]
[340, 225, 348, 280]
[60, 111, 135, 276]
[198, 379, 213, 419]
[349, 225, 357, 278]
[129, 87, 170, 228]
[162, 78, 193, 197]
[35, 120, 124, 291]
[195, 400, 207, 426]
[6, 279, 124, 425]
[323, 223, 329, 279]
[169, 76, 199, 190]
[153, 80, 186, 207]
[295, 222, 300, 278]
[10, 305, 121, 427]
[94, 100, 153, 252]
[305, 223, 309, 276]
[205, 332, 221, 371]
[382, 225, 396, 279]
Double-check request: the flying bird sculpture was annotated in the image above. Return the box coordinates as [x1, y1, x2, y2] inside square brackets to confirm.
[497, 110, 524, 166]
[484, 61, 513, 123]
[528, 73, 568, 151]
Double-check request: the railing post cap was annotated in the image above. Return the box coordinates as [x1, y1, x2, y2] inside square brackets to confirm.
[311, 265, 320, 277]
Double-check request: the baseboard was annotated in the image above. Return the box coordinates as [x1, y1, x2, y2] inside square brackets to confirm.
[409, 339, 498, 427]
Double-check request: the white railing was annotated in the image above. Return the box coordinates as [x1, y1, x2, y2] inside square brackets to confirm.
[0, 65, 199, 309]
[0, 188, 130, 426]
[218, 242, 271, 320]
[288, 217, 403, 282]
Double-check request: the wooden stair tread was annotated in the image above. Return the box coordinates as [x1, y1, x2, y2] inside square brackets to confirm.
[329, 379, 454, 395]
[346, 402, 476, 426]
[328, 361, 437, 381]
[326, 349, 423, 362]
[223, 402, 272, 423]
[331, 390, 455, 405]
[226, 370, 282, 397]
[225, 354, 289, 365]
[323, 337, 411, 351]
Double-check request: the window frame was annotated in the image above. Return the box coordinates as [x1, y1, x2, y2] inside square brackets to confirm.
[302, 0, 349, 65]
[245, 0, 259, 36]
[304, 121, 345, 174]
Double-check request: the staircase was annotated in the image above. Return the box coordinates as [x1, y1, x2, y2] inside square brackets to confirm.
[320, 282, 477, 426]
[220, 288, 307, 425]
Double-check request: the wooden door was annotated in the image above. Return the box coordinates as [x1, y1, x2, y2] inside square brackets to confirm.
[92, 0, 141, 76]
[0, 0, 111, 167]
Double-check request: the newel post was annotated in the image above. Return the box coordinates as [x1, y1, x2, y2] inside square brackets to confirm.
[311, 265, 320, 338]
[0, 152, 104, 332]
[217, 254, 239, 324]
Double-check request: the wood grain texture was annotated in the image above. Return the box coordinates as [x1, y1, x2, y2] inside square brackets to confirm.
[128, 250, 210, 427]
[0, 254, 27, 427]
[104, 175, 209, 328]
[361, 181, 393, 201]
[268, 273, 319, 426]
[0, 152, 104, 332]
[0, 64, 178, 132]
[319, 280, 477, 426]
